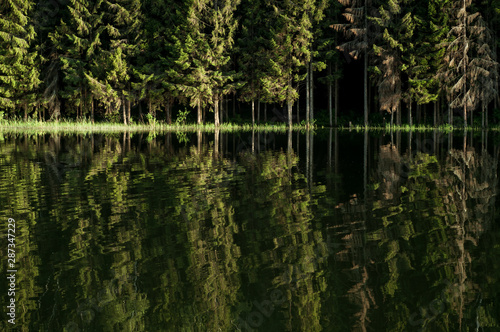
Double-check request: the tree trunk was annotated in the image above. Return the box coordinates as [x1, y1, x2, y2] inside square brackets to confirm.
[225, 96, 228, 123]
[434, 101, 437, 127]
[219, 98, 223, 125]
[233, 91, 236, 118]
[264, 103, 267, 122]
[288, 99, 293, 128]
[257, 100, 260, 125]
[251, 99, 255, 126]
[482, 102, 485, 129]
[214, 96, 220, 127]
[409, 101, 412, 127]
[197, 101, 202, 125]
[123, 95, 127, 125]
[363, 65, 369, 123]
[328, 63, 332, 127]
[127, 97, 131, 124]
[417, 103, 421, 124]
[91, 97, 94, 123]
[306, 63, 310, 125]
[335, 61, 339, 127]
[166, 102, 172, 124]
[310, 60, 314, 124]
[364, 0, 369, 127]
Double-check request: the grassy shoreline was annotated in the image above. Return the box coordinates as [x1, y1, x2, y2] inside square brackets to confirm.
[0, 119, 498, 133]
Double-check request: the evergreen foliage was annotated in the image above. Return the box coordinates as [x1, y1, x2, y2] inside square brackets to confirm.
[0, 0, 499, 127]
[0, 0, 40, 118]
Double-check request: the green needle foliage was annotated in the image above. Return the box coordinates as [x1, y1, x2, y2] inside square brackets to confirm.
[0, 0, 40, 118]
[0, 0, 499, 128]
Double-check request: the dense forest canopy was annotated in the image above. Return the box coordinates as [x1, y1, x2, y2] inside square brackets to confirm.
[1, 0, 500, 127]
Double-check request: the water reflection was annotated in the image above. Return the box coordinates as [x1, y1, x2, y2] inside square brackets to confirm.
[0, 130, 498, 331]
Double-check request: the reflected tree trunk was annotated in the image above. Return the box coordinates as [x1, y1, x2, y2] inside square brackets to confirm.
[214, 128, 220, 156]
[197, 130, 202, 154]
[251, 130, 255, 154]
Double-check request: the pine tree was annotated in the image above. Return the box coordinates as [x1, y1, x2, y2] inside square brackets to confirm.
[370, 0, 404, 126]
[0, 0, 40, 118]
[139, 0, 190, 124]
[317, 0, 343, 127]
[440, 0, 498, 127]
[177, 0, 240, 126]
[236, 0, 269, 126]
[260, 0, 318, 128]
[50, 0, 104, 120]
[92, 0, 144, 124]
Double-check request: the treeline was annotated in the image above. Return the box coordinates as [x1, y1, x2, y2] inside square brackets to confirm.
[1, 0, 499, 127]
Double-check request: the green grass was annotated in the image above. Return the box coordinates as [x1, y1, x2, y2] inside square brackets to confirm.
[1, 118, 498, 134]
[0, 118, 315, 133]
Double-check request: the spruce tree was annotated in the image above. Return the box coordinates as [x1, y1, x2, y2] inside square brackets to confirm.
[370, 0, 404, 126]
[236, 0, 269, 126]
[0, 0, 40, 118]
[50, 0, 104, 120]
[440, 0, 498, 127]
[139, 0, 190, 123]
[176, 0, 240, 126]
[260, 0, 318, 128]
[82, 0, 144, 124]
[317, 0, 343, 127]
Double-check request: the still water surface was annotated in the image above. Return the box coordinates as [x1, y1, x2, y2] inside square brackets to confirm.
[0, 130, 499, 331]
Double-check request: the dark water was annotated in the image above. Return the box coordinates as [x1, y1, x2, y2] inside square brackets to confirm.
[0, 130, 499, 331]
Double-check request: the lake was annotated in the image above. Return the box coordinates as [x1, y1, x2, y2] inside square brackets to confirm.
[0, 130, 499, 331]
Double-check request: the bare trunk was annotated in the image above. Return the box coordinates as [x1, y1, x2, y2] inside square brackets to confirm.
[197, 101, 202, 125]
[233, 91, 236, 118]
[463, 0, 467, 128]
[306, 63, 310, 125]
[251, 100, 255, 126]
[288, 99, 293, 128]
[482, 102, 485, 128]
[123, 95, 127, 125]
[434, 101, 437, 127]
[310, 60, 314, 124]
[127, 97, 131, 124]
[364, 1, 368, 127]
[264, 103, 267, 122]
[91, 97, 94, 123]
[409, 101, 412, 127]
[328, 63, 332, 127]
[219, 98, 223, 125]
[167, 102, 172, 124]
[257, 100, 260, 124]
[214, 96, 220, 127]
[335, 61, 339, 127]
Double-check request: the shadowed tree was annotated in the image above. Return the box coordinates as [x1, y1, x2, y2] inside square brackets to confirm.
[440, 0, 498, 127]
[333, 0, 374, 127]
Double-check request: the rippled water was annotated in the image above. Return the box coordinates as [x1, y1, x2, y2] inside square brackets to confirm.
[0, 130, 499, 331]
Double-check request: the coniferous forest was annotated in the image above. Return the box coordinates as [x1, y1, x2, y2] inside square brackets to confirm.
[1, 0, 500, 128]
